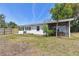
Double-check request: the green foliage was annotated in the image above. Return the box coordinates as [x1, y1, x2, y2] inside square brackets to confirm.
[50, 3, 74, 20]
[0, 14, 7, 28]
[8, 21, 17, 28]
[50, 3, 79, 32]
[0, 13, 18, 29]
[43, 24, 54, 36]
[70, 4, 79, 32]
[0, 14, 18, 28]
[71, 17, 79, 32]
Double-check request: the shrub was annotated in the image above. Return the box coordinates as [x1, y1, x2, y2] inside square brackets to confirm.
[43, 24, 55, 36]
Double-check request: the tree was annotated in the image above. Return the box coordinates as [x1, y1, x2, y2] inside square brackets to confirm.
[43, 24, 54, 36]
[71, 17, 79, 32]
[0, 14, 18, 28]
[0, 14, 7, 28]
[70, 4, 79, 32]
[72, 4, 79, 18]
[50, 3, 74, 37]
[8, 21, 17, 28]
[50, 4, 62, 37]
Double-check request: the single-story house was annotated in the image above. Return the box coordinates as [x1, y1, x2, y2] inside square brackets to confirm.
[18, 18, 74, 37]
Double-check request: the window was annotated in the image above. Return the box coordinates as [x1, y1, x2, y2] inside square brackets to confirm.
[37, 26, 40, 31]
[26, 27, 29, 30]
[19, 26, 24, 31]
[29, 27, 31, 30]
[25, 26, 27, 30]
[27, 27, 29, 30]
[26, 26, 31, 30]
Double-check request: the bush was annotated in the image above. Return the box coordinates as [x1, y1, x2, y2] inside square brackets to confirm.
[43, 24, 55, 36]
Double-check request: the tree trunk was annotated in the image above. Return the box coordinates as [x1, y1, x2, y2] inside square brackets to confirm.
[56, 20, 58, 37]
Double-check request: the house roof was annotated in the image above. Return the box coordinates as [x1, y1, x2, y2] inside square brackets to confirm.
[46, 18, 74, 23]
[19, 23, 43, 27]
[19, 18, 74, 27]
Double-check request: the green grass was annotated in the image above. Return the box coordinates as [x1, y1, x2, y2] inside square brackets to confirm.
[0, 33, 79, 55]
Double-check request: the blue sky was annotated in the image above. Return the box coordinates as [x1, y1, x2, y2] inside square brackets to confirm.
[0, 3, 55, 25]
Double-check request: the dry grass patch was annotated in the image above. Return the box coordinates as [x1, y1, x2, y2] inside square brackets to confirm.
[0, 33, 79, 55]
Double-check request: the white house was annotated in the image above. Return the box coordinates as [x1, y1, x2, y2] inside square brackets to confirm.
[18, 18, 74, 37]
[18, 23, 44, 35]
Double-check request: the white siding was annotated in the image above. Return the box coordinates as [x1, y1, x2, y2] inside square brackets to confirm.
[26, 29, 44, 35]
[24, 24, 45, 35]
[18, 31, 24, 34]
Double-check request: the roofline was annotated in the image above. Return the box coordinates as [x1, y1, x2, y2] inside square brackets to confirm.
[19, 23, 44, 27]
[19, 18, 74, 26]
[46, 18, 74, 23]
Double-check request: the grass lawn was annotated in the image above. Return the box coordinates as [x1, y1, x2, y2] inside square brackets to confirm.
[0, 33, 79, 56]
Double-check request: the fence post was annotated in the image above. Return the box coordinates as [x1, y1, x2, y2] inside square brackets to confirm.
[4, 28, 5, 35]
[11, 28, 12, 34]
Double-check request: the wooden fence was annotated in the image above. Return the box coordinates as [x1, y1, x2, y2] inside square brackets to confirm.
[0, 28, 18, 35]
